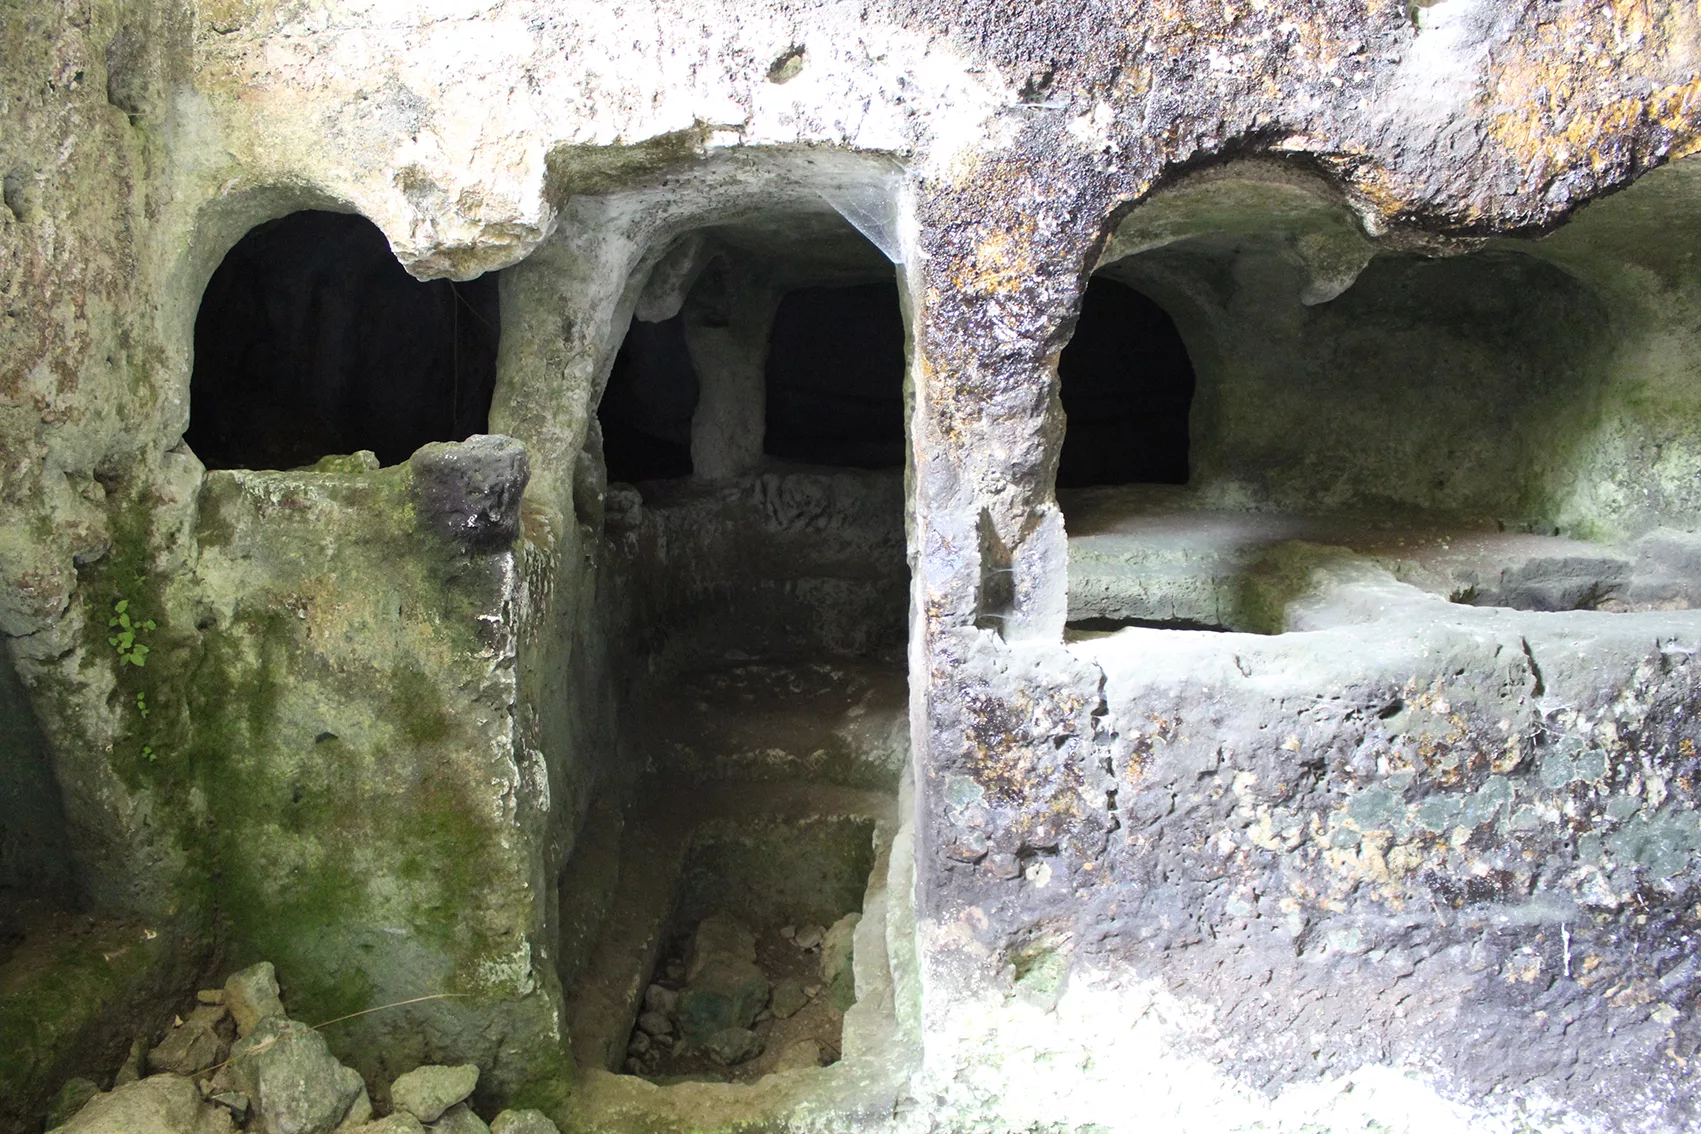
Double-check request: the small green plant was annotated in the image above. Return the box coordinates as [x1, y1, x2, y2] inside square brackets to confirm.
[141, 745, 156, 762]
[107, 599, 156, 667]
[135, 690, 150, 718]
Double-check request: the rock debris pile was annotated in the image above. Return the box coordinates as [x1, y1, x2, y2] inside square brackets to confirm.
[42, 961, 561, 1134]
[624, 911, 859, 1081]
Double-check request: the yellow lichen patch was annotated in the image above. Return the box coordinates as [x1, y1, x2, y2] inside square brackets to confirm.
[950, 219, 1041, 299]
[1480, 0, 1701, 203]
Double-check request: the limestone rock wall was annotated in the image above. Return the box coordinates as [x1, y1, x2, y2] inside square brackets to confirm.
[3, 0, 1701, 1129]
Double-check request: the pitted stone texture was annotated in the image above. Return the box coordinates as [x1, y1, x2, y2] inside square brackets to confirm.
[676, 960, 770, 1044]
[702, 1026, 764, 1066]
[343, 1118, 425, 1134]
[426, 1104, 489, 1134]
[389, 1064, 479, 1124]
[489, 1111, 560, 1134]
[47, 1074, 233, 1134]
[410, 436, 530, 549]
[229, 1017, 366, 1134]
[224, 962, 285, 1038]
[147, 1004, 232, 1076]
[686, 914, 757, 979]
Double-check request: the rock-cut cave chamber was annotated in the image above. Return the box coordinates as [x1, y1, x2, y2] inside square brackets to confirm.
[11, 103, 1701, 1133]
[559, 206, 911, 1086]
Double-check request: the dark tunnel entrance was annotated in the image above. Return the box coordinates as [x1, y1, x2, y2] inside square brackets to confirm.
[599, 314, 701, 483]
[1056, 277, 1195, 488]
[764, 282, 906, 470]
[187, 210, 501, 471]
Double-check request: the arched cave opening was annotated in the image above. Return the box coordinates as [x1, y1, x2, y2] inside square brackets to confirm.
[1056, 277, 1195, 489]
[1064, 196, 1649, 638]
[598, 314, 701, 483]
[763, 281, 906, 469]
[563, 212, 909, 1088]
[186, 210, 501, 471]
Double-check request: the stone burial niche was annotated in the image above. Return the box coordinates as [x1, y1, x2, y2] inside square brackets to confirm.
[1061, 161, 1701, 638]
[1054, 277, 1195, 491]
[560, 205, 910, 1094]
[187, 209, 501, 471]
[1052, 158, 1701, 1122]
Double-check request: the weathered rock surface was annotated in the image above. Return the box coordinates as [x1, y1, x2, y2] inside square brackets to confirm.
[146, 1004, 231, 1076]
[488, 1109, 561, 1134]
[675, 960, 771, 1044]
[344, 1118, 425, 1134]
[47, 1074, 231, 1134]
[223, 963, 285, 1038]
[686, 914, 756, 980]
[410, 436, 530, 549]
[389, 1064, 479, 1124]
[229, 1018, 365, 1134]
[819, 913, 859, 1012]
[773, 1039, 824, 1072]
[8, 0, 1701, 1130]
[702, 1027, 764, 1067]
[427, 1103, 489, 1134]
[769, 978, 808, 1020]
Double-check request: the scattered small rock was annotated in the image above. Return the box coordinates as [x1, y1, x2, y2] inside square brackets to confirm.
[224, 962, 286, 1037]
[778, 925, 796, 941]
[702, 1026, 764, 1066]
[803, 984, 822, 999]
[48, 1074, 231, 1134]
[643, 984, 677, 1015]
[636, 1010, 672, 1037]
[390, 1064, 479, 1124]
[664, 960, 684, 981]
[209, 1091, 250, 1122]
[346, 1118, 426, 1134]
[335, 1086, 372, 1131]
[676, 958, 770, 1043]
[147, 1003, 232, 1076]
[792, 924, 825, 951]
[489, 1109, 562, 1134]
[196, 989, 227, 1006]
[627, 1031, 650, 1057]
[428, 1103, 490, 1134]
[769, 979, 809, 1020]
[688, 914, 757, 981]
[229, 1016, 366, 1134]
[773, 1039, 824, 1071]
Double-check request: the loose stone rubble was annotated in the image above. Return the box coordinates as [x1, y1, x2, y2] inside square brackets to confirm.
[44, 962, 560, 1134]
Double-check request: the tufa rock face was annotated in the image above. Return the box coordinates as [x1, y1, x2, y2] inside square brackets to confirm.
[409, 436, 530, 549]
[7, 0, 1701, 1129]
